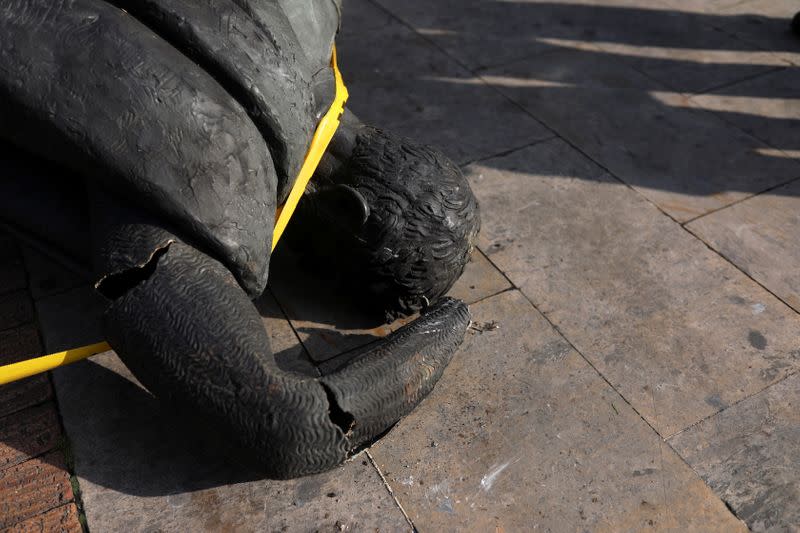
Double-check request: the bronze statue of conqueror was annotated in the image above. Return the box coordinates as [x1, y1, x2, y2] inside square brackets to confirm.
[0, 0, 480, 477]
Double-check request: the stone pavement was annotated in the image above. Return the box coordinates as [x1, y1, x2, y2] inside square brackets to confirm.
[1, 0, 799, 531]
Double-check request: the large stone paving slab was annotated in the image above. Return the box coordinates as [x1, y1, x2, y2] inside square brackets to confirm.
[337, 0, 552, 165]
[478, 47, 800, 222]
[687, 66, 800, 157]
[687, 179, 800, 313]
[668, 373, 800, 531]
[370, 290, 746, 531]
[466, 138, 800, 436]
[51, 350, 409, 533]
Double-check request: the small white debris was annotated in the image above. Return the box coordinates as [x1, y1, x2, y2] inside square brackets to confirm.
[480, 461, 511, 491]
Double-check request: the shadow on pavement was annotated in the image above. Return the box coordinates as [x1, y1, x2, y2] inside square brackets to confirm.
[341, 0, 800, 207]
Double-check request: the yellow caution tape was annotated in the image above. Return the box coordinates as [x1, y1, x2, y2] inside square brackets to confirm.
[0, 47, 347, 386]
[272, 46, 348, 249]
[0, 342, 111, 386]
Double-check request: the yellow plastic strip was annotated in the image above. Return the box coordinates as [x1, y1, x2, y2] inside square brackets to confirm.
[272, 46, 349, 250]
[0, 341, 111, 386]
[0, 48, 347, 386]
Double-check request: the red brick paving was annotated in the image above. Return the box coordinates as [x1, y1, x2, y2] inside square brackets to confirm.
[0, 293, 34, 336]
[0, 231, 81, 532]
[1, 502, 81, 533]
[0, 237, 26, 298]
[0, 376, 52, 420]
[0, 451, 76, 528]
[0, 267, 26, 300]
[0, 404, 62, 471]
[0, 324, 42, 366]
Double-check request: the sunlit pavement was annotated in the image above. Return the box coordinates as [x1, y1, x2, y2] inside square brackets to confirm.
[1, 0, 798, 530]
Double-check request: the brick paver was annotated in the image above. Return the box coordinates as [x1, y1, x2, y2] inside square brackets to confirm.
[0, 451, 75, 529]
[0, 404, 62, 471]
[0, 232, 81, 531]
[0, 293, 34, 335]
[1, 502, 82, 533]
[0, 324, 42, 366]
[0, 376, 52, 420]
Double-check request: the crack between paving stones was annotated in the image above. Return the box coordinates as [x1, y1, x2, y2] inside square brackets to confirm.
[264, 287, 322, 377]
[681, 222, 800, 318]
[365, 450, 418, 532]
[0, 222, 88, 279]
[0, 320, 39, 338]
[28, 284, 89, 305]
[468, 286, 517, 307]
[2, 499, 82, 531]
[681, 173, 800, 228]
[665, 438, 751, 528]
[663, 433, 751, 527]
[661, 370, 795, 528]
[650, 385, 671, 523]
[0, 393, 54, 421]
[458, 136, 558, 168]
[692, 65, 789, 97]
[664, 369, 799, 441]
[631, 60, 786, 99]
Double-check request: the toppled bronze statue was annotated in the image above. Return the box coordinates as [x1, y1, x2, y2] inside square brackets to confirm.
[0, 0, 479, 477]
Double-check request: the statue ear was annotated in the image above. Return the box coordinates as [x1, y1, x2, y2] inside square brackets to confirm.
[314, 184, 370, 231]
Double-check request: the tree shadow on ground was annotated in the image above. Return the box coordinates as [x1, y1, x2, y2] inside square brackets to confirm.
[341, 0, 800, 210]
